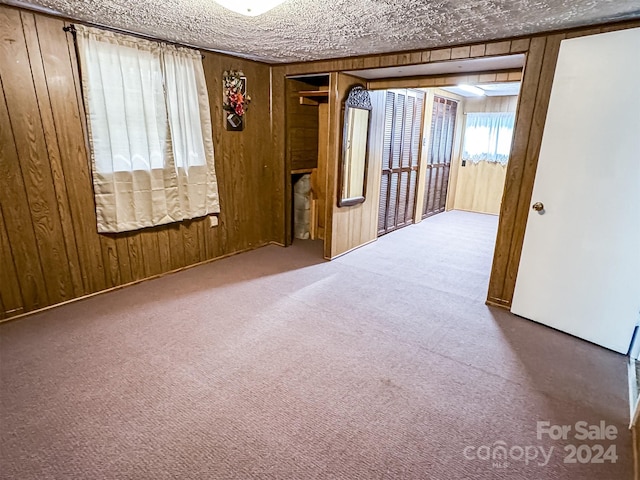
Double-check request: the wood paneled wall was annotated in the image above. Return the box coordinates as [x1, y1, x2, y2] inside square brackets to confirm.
[367, 70, 522, 91]
[453, 162, 508, 214]
[464, 95, 519, 113]
[273, 19, 640, 308]
[0, 5, 276, 319]
[281, 40, 532, 76]
[452, 95, 518, 215]
[286, 79, 320, 172]
[311, 103, 329, 241]
[325, 73, 383, 259]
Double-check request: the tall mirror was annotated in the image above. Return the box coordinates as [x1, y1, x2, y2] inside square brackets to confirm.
[338, 85, 372, 207]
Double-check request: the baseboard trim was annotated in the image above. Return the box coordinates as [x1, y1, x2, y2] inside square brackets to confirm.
[485, 297, 511, 310]
[0, 242, 272, 325]
[325, 238, 377, 260]
[634, 425, 639, 480]
[630, 359, 640, 428]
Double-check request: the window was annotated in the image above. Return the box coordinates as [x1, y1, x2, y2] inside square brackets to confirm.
[75, 25, 220, 233]
[462, 112, 515, 165]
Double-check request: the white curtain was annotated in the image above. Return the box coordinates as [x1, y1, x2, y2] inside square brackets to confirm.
[462, 112, 515, 165]
[75, 25, 219, 233]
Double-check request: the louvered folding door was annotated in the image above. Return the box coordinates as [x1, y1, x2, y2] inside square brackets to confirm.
[378, 89, 425, 236]
[422, 96, 458, 219]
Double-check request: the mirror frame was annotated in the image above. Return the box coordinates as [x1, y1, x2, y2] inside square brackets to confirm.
[338, 85, 372, 207]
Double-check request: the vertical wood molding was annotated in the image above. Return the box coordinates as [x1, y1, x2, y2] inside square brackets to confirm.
[439, 89, 466, 213]
[487, 34, 567, 307]
[413, 89, 435, 223]
[501, 33, 565, 304]
[366, 90, 386, 238]
[486, 36, 547, 307]
[324, 72, 340, 258]
[270, 65, 287, 246]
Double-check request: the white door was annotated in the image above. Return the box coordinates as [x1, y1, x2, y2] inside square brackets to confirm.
[511, 28, 640, 354]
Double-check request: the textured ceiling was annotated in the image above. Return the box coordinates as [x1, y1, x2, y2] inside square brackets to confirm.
[8, 0, 640, 63]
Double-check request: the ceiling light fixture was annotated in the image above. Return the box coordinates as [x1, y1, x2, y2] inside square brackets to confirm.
[214, 0, 286, 16]
[458, 84, 486, 96]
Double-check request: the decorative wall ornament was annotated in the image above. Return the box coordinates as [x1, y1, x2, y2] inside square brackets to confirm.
[223, 70, 251, 131]
[344, 86, 372, 111]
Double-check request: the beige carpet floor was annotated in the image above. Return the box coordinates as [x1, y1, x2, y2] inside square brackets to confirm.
[0, 211, 632, 479]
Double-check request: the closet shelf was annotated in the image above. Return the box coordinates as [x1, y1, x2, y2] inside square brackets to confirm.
[298, 89, 329, 105]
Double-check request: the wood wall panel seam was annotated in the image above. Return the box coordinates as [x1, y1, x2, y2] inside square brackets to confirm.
[24, 12, 85, 298]
[45, 13, 108, 292]
[6, 10, 75, 304]
[0, 16, 51, 310]
[0, 204, 24, 317]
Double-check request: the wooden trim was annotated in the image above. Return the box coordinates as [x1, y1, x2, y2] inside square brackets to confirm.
[442, 89, 466, 213]
[323, 72, 340, 258]
[300, 97, 319, 106]
[270, 65, 287, 246]
[485, 36, 546, 306]
[367, 70, 522, 91]
[298, 90, 330, 97]
[324, 237, 377, 260]
[277, 19, 640, 75]
[487, 34, 565, 307]
[485, 297, 511, 309]
[0, 242, 272, 324]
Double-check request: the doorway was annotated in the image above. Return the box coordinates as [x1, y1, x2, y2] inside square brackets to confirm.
[285, 74, 330, 254]
[372, 80, 521, 243]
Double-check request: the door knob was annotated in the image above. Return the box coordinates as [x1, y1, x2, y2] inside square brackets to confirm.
[532, 202, 544, 212]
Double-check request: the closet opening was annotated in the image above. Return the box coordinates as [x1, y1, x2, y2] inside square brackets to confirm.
[285, 74, 330, 255]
